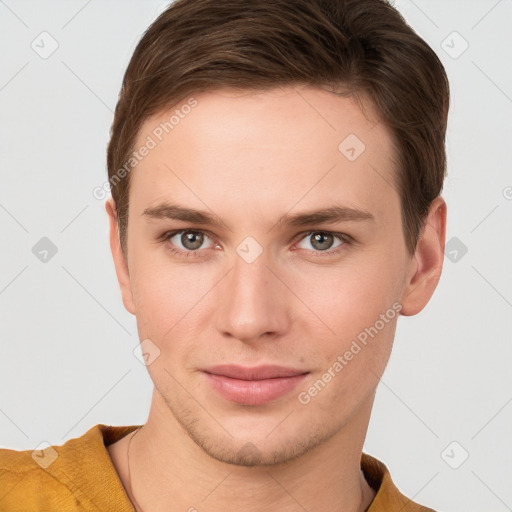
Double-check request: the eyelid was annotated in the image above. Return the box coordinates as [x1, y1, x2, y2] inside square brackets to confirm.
[161, 229, 217, 250]
[292, 230, 351, 254]
[293, 230, 352, 244]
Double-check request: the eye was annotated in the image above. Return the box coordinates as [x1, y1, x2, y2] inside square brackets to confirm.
[296, 231, 347, 254]
[160, 229, 350, 259]
[163, 229, 217, 257]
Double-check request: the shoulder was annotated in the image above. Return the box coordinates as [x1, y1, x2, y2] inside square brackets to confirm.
[362, 452, 437, 512]
[0, 444, 80, 509]
[0, 424, 139, 511]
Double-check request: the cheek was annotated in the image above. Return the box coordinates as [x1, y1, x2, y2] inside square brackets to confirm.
[285, 254, 403, 395]
[128, 248, 217, 341]
[292, 256, 402, 338]
[296, 284, 398, 412]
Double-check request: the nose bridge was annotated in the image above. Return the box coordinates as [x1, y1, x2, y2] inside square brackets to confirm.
[214, 243, 290, 342]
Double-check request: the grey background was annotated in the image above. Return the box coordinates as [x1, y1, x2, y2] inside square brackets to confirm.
[1, 1, 511, 511]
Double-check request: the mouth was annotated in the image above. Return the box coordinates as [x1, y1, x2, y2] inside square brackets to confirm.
[202, 365, 310, 406]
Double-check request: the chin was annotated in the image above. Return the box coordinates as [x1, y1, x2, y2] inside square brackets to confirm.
[188, 429, 327, 467]
[169, 402, 335, 467]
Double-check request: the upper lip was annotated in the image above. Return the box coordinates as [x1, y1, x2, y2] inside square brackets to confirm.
[203, 365, 309, 381]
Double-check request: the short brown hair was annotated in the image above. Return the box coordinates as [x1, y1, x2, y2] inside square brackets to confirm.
[107, 0, 450, 256]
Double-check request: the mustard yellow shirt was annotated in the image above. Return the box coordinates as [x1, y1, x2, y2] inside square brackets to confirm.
[0, 424, 435, 511]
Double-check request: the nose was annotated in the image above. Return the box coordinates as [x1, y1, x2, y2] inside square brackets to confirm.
[214, 247, 292, 344]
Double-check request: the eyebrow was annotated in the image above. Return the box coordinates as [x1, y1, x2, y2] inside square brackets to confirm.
[142, 202, 374, 229]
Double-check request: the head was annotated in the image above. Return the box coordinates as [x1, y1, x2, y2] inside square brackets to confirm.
[106, 0, 449, 466]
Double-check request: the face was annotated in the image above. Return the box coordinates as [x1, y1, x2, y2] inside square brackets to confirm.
[108, 86, 441, 466]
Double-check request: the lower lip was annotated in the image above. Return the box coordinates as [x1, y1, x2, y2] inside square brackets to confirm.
[204, 373, 308, 406]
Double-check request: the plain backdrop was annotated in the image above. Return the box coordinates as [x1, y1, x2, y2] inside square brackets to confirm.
[1, 1, 511, 511]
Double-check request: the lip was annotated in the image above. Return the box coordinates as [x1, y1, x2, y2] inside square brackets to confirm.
[202, 365, 309, 406]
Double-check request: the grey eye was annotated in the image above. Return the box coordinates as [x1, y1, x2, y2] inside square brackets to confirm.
[169, 231, 209, 251]
[181, 231, 204, 250]
[297, 232, 344, 252]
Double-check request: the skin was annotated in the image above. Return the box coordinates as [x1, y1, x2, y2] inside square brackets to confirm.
[105, 85, 446, 512]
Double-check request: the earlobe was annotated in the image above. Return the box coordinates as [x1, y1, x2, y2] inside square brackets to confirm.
[400, 196, 447, 316]
[105, 197, 136, 315]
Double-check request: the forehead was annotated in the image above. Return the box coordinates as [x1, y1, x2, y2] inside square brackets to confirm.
[129, 86, 399, 225]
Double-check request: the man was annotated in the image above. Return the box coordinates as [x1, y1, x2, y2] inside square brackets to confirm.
[0, 0, 449, 510]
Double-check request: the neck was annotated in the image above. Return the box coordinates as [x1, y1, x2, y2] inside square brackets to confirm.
[125, 389, 376, 512]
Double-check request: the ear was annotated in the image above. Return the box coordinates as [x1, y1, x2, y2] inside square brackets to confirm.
[400, 196, 447, 316]
[105, 197, 136, 315]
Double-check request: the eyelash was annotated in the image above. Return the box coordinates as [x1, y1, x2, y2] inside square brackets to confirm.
[160, 229, 352, 259]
